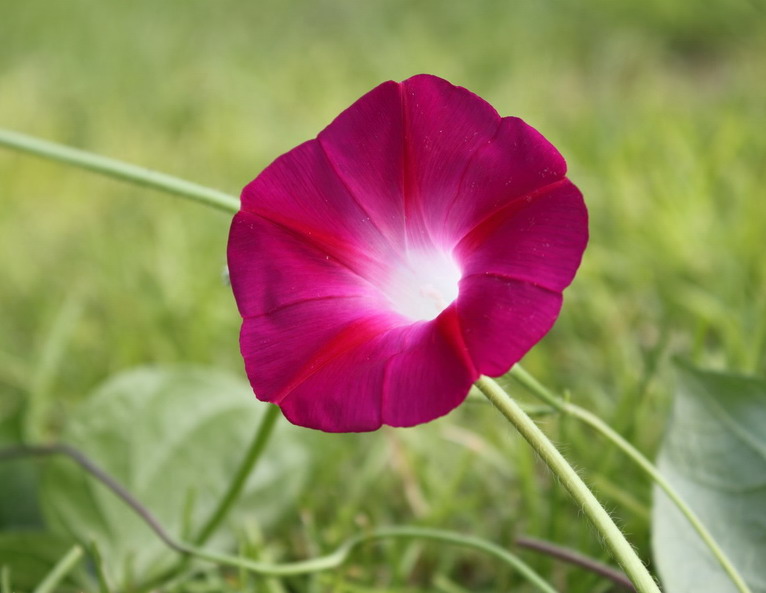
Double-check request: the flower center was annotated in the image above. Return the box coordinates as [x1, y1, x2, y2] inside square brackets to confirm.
[384, 249, 462, 322]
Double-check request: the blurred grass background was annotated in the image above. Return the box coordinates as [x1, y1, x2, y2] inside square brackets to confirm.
[1, 0, 765, 591]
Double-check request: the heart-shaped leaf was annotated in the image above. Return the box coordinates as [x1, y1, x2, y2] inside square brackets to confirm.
[40, 366, 309, 588]
[652, 361, 766, 593]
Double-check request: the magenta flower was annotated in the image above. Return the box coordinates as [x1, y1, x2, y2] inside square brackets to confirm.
[228, 74, 588, 432]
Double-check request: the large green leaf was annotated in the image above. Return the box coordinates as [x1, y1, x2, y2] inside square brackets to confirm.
[652, 362, 766, 593]
[40, 366, 309, 588]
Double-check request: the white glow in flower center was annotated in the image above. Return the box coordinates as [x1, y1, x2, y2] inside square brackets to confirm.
[384, 249, 462, 322]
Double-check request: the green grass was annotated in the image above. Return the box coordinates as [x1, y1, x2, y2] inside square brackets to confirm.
[1, 0, 765, 591]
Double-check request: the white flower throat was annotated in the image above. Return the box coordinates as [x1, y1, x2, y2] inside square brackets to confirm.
[384, 249, 462, 321]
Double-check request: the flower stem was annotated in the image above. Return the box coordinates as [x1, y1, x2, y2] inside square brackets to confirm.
[509, 365, 753, 593]
[474, 375, 662, 593]
[181, 526, 560, 592]
[1, 443, 557, 592]
[0, 128, 240, 214]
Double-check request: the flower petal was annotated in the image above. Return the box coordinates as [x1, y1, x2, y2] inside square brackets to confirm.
[240, 138, 396, 268]
[228, 211, 380, 318]
[455, 181, 588, 293]
[445, 116, 568, 241]
[317, 80, 408, 249]
[381, 306, 476, 427]
[239, 296, 397, 417]
[277, 315, 475, 432]
[456, 275, 564, 377]
[241, 298, 476, 432]
[318, 74, 508, 250]
[399, 75, 502, 246]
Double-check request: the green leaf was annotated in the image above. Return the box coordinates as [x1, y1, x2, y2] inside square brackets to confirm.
[0, 532, 78, 590]
[40, 366, 309, 589]
[652, 361, 766, 593]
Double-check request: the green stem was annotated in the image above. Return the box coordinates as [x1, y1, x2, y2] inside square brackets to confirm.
[3, 443, 557, 592]
[0, 128, 240, 214]
[509, 365, 753, 593]
[180, 526, 559, 593]
[193, 404, 280, 545]
[474, 375, 661, 593]
[32, 545, 84, 593]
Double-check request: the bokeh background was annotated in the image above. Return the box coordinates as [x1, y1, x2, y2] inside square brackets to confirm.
[1, 0, 765, 591]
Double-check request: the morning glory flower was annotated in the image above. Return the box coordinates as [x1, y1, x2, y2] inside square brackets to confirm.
[228, 74, 588, 432]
